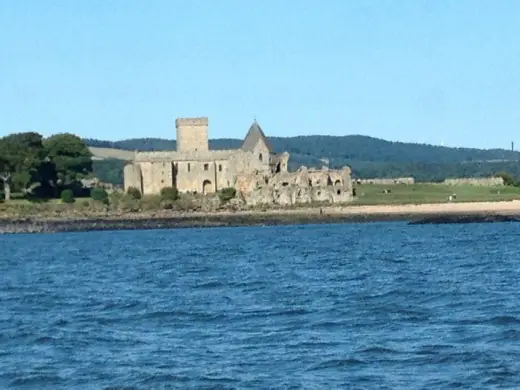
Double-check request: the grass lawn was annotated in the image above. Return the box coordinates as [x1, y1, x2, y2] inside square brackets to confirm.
[353, 183, 520, 205]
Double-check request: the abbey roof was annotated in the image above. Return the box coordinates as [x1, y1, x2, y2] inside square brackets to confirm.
[241, 120, 272, 152]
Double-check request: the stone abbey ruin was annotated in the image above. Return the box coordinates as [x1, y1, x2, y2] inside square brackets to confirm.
[124, 117, 354, 206]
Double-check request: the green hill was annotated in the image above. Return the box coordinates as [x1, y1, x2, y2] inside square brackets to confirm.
[85, 135, 520, 186]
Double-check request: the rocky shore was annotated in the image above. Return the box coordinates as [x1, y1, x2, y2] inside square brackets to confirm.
[2, 200, 520, 234]
[0, 213, 403, 234]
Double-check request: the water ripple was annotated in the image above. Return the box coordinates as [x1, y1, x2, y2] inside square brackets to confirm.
[2, 222, 520, 388]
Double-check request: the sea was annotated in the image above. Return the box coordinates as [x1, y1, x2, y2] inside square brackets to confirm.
[1, 221, 520, 389]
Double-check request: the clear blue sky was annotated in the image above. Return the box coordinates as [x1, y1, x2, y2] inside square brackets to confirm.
[1, 0, 519, 149]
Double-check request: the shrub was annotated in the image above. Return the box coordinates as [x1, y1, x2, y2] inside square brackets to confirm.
[108, 191, 123, 210]
[60, 189, 75, 204]
[91, 187, 109, 204]
[141, 195, 162, 211]
[495, 172, 517, 187]
[119, 193, 141, 212]
[160, 187, 179, 201]
[218, 187, 236, 203]
[126, 186, 142, 200]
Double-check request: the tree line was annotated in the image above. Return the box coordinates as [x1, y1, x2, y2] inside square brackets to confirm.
[86, 135, 520, 185]
[0, 132, 92, 200]
[85, 134, 520, 165]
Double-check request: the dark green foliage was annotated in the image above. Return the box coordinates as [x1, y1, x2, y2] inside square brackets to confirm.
[84, 137, 242, 152]
[91, 188, 109, 204]
[218, 187, 236, 203]
[92, 159, 125, 186]
[126, 186, 142, 199]
[0, 131, 93, 201]
[494, 172, 518, 186]
[84, 135, 520, 164]
[44, 133, 92, 186]
[84, 135, 520, 184]
[60, 189, 75, 203]
[160, 187, 179, 201]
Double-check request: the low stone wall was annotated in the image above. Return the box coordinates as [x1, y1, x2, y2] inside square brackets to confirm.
[443, 177, 504, 186]
[354, 177, 415, 185]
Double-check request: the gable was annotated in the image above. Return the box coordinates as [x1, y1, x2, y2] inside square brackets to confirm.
[241, 120, 272, 152]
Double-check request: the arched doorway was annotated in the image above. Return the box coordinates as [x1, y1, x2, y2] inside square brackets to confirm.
[202, 180, 213, 195]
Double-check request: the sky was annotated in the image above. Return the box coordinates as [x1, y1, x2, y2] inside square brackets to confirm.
[0, 0, 519, 149]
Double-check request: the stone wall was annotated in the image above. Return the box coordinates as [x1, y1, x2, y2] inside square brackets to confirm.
[354, 177, 415, 185]
[443, 177, 505, 186]
[175, 160, 218, 194]
[175, 117, 209, 153]
[138, 161, 174, 195]
[123, 163, 142, 193]
[236, 166, 353, 207]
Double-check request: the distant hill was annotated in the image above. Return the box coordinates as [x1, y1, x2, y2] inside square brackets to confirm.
[85, 135, 520, 185]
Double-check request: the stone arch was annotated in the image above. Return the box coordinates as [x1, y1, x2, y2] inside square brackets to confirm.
[334, 179, 341, 186]
[202, 179, 213, 195]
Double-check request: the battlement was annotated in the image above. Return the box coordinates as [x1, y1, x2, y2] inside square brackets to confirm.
[175, 117, 209, 127]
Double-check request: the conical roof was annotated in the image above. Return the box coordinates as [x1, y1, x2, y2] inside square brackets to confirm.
[241, 119, 272, 152]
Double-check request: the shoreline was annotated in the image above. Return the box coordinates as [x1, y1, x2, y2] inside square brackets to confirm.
[2, 200, 520, 234]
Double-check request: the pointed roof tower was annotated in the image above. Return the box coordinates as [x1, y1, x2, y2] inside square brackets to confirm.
[241, 118, 272, 152]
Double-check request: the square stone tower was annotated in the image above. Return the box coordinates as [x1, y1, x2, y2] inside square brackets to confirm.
[175, 117, 209, 153]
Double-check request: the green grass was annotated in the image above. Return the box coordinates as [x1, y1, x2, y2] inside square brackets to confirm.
[353, 184, 520, 205]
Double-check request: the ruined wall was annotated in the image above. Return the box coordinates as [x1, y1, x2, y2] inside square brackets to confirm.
[270, 152, 289, 174]
[236, 166, 353, 207]
[175, 117, 209, 153]
[443, 177, 504, 186]
[354, 177, 415, 185]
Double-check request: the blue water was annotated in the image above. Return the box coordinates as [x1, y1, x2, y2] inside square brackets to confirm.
[2, 222, 520, 389]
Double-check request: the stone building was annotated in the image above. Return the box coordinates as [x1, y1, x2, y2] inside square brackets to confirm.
[124, 117, 290, 195]
[124, 116, 355, 206]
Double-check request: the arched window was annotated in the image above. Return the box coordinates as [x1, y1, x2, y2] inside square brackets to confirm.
[218, 164, 222, 172]
[187, 163, 191, 172]
[259, 153, 263, 162]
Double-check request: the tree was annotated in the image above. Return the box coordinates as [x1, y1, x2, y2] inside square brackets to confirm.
[0, 140, 13, 201]
[3, 132, 48, 193]
[44, 133, 92, 187]
[0, 132, 56, 199]
[494, 172, 518, 186]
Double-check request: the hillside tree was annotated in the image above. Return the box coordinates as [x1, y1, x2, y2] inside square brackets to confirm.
[44, 133, 92, 187]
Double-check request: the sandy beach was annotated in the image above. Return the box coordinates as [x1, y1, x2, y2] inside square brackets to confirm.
[171, 199, 520, 218]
